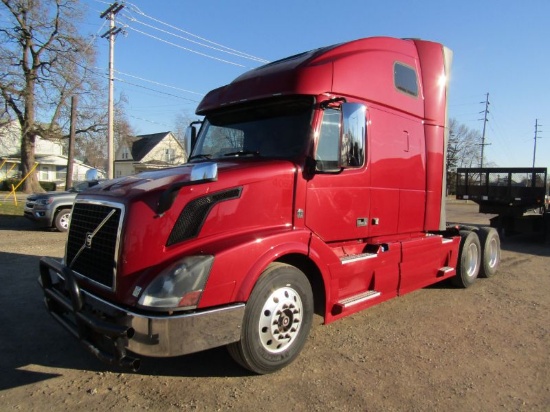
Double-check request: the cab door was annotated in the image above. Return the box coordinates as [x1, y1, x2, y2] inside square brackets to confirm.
[305, 104, 370, 243]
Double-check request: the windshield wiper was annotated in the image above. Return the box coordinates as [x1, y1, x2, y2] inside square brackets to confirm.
[188, 154, 212, 162]
[223, 150, 260, 157]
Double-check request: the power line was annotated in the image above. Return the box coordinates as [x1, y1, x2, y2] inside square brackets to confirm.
[127, 113, 170, 127]
[114, 77, 200, 103]
[88, 1, 271, 131]
[123, 25, 247, 67]
[122, 13, 268, 64]
[123, 1, 269, 64]
[114, 70, 204, 96]
[486, 110, 514, 165]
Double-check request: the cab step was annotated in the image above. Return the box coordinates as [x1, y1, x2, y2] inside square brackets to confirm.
[437, 266, 455, 277]
[334, 290, 381, 313]
[340, 252, 377, 264]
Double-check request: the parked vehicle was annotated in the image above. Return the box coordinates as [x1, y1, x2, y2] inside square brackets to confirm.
[24, 181, 100, 232]
[456, 167, 549, 240]
[38, 37, 501, 374]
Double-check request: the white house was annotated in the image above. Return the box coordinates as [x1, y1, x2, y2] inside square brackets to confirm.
[0, 120, 100, 187]
[114, 131, 187, 178]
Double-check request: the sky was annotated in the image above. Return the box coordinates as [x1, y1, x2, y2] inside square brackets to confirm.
[81, 0, 550, 172]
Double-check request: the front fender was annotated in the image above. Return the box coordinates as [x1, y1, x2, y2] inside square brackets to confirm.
[198, 229, 325, 308]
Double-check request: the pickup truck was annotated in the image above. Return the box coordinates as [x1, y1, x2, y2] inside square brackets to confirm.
[24, 181, 100, 232]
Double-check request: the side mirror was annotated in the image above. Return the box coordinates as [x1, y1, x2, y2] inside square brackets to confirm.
[339, 103, 366, 168]
[184, 125, 196, 158]
[184, 121, 202, 159]
[85, 169, 99, 181]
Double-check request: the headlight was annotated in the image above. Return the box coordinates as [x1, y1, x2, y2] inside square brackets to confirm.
[138, 255, 214, 310]
[36, 198, 53, 206]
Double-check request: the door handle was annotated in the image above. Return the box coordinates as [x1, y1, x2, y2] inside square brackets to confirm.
[356, 218, 367, 227]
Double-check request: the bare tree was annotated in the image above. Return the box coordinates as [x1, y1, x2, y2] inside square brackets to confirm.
[447, 118, 482, 194]
[113, 94, 135, 149]
[0, 0, 104, 192]
[74, 93, 134, 170]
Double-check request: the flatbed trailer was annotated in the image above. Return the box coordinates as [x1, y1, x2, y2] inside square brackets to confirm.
[456, 167, 549, 240]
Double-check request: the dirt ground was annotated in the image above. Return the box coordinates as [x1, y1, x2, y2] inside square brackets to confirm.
[0, 201, 548, 411]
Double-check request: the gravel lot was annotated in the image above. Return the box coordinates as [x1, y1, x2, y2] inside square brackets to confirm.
[0, 201, 548, 411]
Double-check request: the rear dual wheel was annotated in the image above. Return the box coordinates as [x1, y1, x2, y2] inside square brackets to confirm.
[451, 227, 502, 288]
[477, 227, 500, 278]
[228, 263, 313, 374]
[452, 230, 481, 288]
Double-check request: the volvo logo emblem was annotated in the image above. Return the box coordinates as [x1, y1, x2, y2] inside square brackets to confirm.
[85, 232, 93, 248]
[68, 208, 117, 269]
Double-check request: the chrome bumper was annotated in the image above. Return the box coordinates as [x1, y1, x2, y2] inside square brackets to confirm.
[39, 256, 245, 370]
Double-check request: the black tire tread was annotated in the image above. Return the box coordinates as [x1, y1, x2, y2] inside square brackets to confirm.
[227, 262, 313, 374]
[54, 208, 71, 232]
[451, 230, 481, 288]
[477, 227, 500, 278]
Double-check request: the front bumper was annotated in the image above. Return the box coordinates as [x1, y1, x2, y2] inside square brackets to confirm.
[39, 256, 245, 370]
[24, 207, 52, 227]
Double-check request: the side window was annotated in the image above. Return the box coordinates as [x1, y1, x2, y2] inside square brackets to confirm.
[394, 62, 418, 97]
[316, 108, 340, 171]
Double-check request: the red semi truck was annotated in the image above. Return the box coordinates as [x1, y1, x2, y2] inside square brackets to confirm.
[39, 36, 501, 374]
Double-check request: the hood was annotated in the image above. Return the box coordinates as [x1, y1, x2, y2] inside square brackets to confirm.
[82, 160, 296, 201]
[81, 164, 196, 199]
[27, 190, 75, 200]
[69, 159, 299, 303]
[108, 159, 297, 285]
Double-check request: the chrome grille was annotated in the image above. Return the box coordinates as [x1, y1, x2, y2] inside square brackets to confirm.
[66, 201, 123, 290]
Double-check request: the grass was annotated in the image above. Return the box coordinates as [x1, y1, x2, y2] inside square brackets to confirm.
[0, 200, 25, 216]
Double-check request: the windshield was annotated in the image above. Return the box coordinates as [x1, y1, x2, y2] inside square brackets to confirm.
[190, 96, 313, 161]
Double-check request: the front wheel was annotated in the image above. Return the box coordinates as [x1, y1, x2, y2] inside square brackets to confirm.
[227, 263, 313, 374]
[54, 208, 71, 232]
[452, 230, 481, 288]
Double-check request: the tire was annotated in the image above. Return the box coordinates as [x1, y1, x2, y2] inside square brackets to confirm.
[452, 230, 481, 288]
[477, 227, 500, 278]
[227, 263, 313, 374]
[54, 208, 72, 232]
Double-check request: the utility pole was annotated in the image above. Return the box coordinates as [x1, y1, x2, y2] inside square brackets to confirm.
[100, 2, 124, 179]
[532, 119, 542, 168]
[66, 95, 77, 189]
[479, 92, 491, 168]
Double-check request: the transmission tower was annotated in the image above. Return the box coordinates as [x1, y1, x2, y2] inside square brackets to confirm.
[479, 92, 491, 168]
[532, 119, 542, 168]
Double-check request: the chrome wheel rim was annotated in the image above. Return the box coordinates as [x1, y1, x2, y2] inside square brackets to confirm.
[466, 242, 479, 277]
[487, 238, 499, 268]
[59, 213, 70, 230]
[258, 286, 303, 353]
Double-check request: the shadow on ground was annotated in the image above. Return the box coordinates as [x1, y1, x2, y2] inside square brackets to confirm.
[0, 249, 251, 392]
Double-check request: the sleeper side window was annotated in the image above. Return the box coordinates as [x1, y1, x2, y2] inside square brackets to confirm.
[394, 62, 418, 97]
